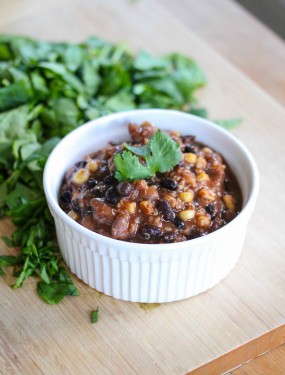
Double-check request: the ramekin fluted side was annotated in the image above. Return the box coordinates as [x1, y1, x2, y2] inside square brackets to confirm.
[52, 207, 246, 302]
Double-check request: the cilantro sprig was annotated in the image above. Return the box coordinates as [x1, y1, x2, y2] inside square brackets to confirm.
[114, 130, 182, 181]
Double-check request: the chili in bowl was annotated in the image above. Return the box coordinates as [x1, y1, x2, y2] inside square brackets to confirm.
[43, 109, 259, 303]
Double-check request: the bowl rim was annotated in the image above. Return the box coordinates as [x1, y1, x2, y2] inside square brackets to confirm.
[43, 109, 259, 251]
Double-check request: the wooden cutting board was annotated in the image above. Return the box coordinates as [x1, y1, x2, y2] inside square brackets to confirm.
[1, 0, 285, 374]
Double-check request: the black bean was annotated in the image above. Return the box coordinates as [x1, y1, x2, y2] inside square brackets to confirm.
[160, 178, 178, 191]
[139, 225, 163, 240]
[105, 186, 119, 204]
[90, 185, 106, 198]
[104, 174, 117, 185]
[72, 202, 81, 214]
[117, 181, 132, 197]
[75, 161, 87, 168]
[86, 179, 98, 189]
[183, 145, 196, 154]
[205, 204, 215, 218]
[60, 191, 71, 204]
[158, 199, 175, 221]
[173, 216, 185, 229]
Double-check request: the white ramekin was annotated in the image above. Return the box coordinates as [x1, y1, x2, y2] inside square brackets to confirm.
[43, 109, 259, 303]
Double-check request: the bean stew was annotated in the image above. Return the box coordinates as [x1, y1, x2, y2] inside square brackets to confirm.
[59, 122, 242, 243]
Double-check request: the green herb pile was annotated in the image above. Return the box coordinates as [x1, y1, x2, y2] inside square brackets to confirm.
[0, 34, 238, 305]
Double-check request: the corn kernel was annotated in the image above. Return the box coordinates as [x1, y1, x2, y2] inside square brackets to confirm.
[184, 153, 197, 164]
[196, 214, 211, 228]
[125, 202, 137, 214]
[179, 210, 196, 221]
[140, 201, 154, 215]
[196, 156, 207, 169]
[196, 172, 209, 182]
[223, 195, 236, 211]
[87, 160, 98, 172]
[73, 168, 90, 184]
[67, 210, 79, 221]
[179, 190, 194, 203]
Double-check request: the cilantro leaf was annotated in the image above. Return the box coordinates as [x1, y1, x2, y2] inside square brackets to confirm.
[123, 143, 148, 157]
[37, 282, 78, 304]
[134, 51, 169, 71]
[0, 80, 33, 112]
[145, 130, 181, 174]
[114, 150, 151, 182]
[114, 130, 182, 181]
[0, 255, 23, 267]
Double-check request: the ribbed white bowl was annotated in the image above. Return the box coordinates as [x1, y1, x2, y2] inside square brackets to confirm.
[44, 110, 259, 303]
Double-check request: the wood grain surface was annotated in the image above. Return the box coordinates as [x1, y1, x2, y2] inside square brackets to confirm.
[155, 0, 285, 107]
[189, 325, 285, 375]
[1, 0, 285, 374]
[229, 344, 285, 374]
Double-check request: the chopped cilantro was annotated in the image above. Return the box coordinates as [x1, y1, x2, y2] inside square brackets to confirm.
[91, 307, 99, 323]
